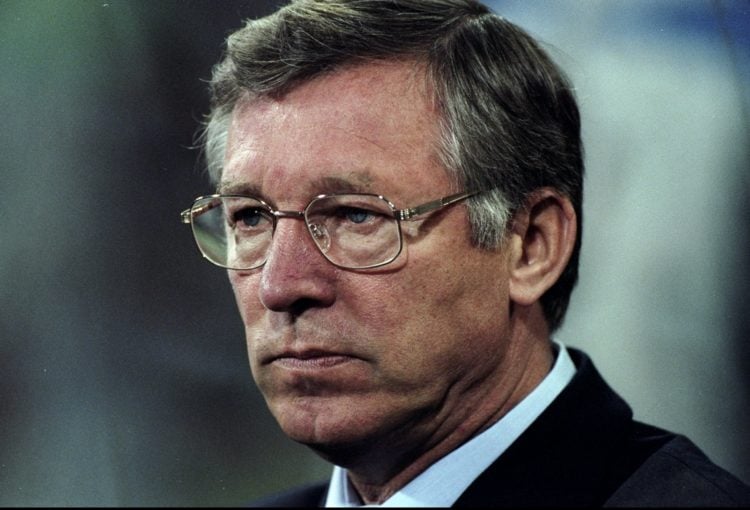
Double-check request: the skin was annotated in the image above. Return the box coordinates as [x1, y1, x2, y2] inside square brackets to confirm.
[221, 61, 575, 504]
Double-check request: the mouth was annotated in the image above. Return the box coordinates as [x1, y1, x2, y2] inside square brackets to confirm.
[266, 349, 361, 370]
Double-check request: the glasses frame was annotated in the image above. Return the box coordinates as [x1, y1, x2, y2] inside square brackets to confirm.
[181, 190, 479, 270]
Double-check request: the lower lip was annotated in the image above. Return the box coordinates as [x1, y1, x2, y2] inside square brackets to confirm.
[272, 355, 354, 370]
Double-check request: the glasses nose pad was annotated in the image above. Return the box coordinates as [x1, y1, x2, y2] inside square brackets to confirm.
[309, 223, 331, 252]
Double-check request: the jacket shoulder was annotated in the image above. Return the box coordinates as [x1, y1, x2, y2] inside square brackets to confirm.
[605, 435, 750, 507]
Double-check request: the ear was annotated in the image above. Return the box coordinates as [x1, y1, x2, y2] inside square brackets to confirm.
[508, 188, 577, 307]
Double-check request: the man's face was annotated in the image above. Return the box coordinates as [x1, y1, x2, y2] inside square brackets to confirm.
[223, 62, 515, 464]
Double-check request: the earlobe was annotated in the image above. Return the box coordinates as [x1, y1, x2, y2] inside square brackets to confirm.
[508, 188, 577, 307]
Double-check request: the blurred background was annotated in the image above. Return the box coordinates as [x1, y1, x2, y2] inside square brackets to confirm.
[0, 0, 747, 505]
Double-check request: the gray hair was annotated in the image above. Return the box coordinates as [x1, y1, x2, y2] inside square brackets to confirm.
[201, 0, 584, 331]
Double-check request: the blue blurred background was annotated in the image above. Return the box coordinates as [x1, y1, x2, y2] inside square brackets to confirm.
[1, 0, 747, 505]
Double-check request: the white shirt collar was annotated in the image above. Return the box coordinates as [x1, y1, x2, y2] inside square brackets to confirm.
[325, 341, 576, 507]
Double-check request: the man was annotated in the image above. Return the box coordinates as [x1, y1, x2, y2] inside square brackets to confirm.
[181, 0, 750, 506]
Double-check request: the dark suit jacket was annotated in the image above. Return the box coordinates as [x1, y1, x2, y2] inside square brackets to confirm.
[249, 348, 750, 507]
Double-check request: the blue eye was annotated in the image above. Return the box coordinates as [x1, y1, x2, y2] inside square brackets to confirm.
[234, 207, 265, 227]
[340, 207, 372, 224]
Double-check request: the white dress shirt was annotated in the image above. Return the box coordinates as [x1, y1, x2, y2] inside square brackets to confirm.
[325, 341, 576, 507]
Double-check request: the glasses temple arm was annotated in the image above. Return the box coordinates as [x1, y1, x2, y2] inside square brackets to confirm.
[397, 191, 478, 221]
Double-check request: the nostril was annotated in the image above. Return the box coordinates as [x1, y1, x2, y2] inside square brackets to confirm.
[288, 297, 322, 317]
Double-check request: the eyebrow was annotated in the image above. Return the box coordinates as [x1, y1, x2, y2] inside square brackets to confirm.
[217, 173, 375, 198]
[216, 181, 262, 196]
[314, 175, 373, 194]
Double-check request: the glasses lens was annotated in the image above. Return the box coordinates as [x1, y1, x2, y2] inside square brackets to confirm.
[190, 196, 274, 269]
[306, 194, 401, 268]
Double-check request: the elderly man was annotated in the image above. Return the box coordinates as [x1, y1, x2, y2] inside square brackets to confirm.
[181, 0, 750, 506]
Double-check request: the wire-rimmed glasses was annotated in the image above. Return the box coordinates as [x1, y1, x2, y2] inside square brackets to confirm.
[180, 191, 478, 270]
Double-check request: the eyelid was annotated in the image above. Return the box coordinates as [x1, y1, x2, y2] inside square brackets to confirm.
[223, 198, 270, 219]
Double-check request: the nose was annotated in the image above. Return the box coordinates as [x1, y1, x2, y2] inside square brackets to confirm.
[258, 216, 337, 314]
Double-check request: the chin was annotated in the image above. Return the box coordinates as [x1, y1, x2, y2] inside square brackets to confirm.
[270, 395, 383, 451]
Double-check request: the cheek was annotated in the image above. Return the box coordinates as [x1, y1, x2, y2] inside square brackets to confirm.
[348, 272, 436, 336]
[228, 272, 264, 329]
[359, 270, 474, 362]
[387, 247, 509, 362]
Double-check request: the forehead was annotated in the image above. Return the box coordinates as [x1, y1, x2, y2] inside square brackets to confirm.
[220, 61, 451, 202]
